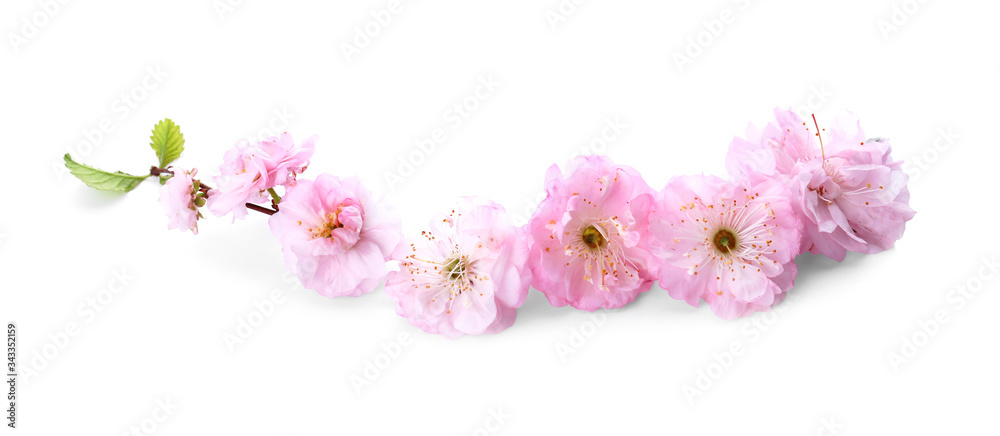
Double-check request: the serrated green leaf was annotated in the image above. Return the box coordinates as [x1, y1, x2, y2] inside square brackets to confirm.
[149, 118, 185, 168]
[63, 154, 150, 192]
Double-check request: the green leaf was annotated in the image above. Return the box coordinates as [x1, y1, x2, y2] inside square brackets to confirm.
[63, 154, 150, 192]
[149, 118, 185, 168]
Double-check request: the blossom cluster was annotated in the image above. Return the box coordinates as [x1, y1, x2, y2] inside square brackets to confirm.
[104, 108, 914, 338]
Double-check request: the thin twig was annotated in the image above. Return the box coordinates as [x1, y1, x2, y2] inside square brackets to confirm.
[246, 203, 277, 216]
[149, 166, 174, 176]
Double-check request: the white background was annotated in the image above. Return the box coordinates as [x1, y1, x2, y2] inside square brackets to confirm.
[2, 0, 998, 434]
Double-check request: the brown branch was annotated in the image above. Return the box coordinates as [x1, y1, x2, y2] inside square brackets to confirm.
[246, 203, 277, 216]
[149, 166, 174, 176]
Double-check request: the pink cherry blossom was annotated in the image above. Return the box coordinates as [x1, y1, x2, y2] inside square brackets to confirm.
[527, 155, 657, 311]
[384, 198, 531, 338]
[257, 133, 316, 187]
[268, 173, 403, 297]
[650, 175, 801, 319]
[727, 109, 915, 261]
[158, 168, 202, 234]
[207, 133, 316, 221]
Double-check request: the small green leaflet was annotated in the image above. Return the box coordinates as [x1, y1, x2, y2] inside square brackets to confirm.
[63, 154, 150, 192]
[149, 118, 185, 168]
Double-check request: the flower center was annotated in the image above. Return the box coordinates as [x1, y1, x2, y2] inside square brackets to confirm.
[312, 210, 344, 240]
[581, 225, 606, 250]
[712, 228, 738, 254]
[442, 256, 467, 281]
